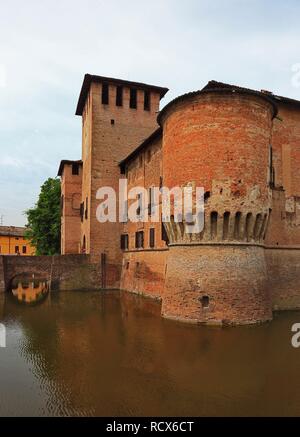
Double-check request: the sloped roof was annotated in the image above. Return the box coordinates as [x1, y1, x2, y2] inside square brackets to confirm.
[119, 128, 162, 173]
[157, 80, 279, 125]
[76, 74, 169, 116]
[57, 160, 82, 176]
[0, 226, 27, 237]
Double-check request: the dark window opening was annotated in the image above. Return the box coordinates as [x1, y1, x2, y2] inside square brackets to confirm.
[126, 261, 130, 269]
[136, 193, 142, 217]
[102, 83, 109, 104]
[161, 222, 169, 245]
[135, 231, 144, 249]
[200, 295, 209, 309]
[121, 234, 129, 250]
[111, 119, 115, 125]
[85, 197, 88, 220]
[210, 211, 218, 239]
[116, 85, 123, 106]
[144, 90, 150, 111]
[148, 187, 154, 215]
[82, 235, 86, 253]
[72, 163, 79, 175]
[80, 202, 84, 222]
[130, 88, 137, 109]
[22, 246, 27, 254]
[204, 191, 211, 202]
[15, 246, 19, 254]
[149, 228, 155, 248]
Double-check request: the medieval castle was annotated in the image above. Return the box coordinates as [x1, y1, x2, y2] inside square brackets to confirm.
[58, 74, 300, 325]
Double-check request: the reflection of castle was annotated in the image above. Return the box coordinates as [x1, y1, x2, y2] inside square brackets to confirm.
[12, 281, 49, 304]
[58, 75, 300, 325]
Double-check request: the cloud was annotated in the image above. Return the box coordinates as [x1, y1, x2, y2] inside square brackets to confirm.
[0, 0, 300, 225]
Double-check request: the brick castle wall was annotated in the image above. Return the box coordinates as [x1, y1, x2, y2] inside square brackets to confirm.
[81, 82, 162, 288]
[159, 90, 275, 324]
[0, 254, 101, 293]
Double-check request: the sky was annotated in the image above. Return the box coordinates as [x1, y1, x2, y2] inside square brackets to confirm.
[0, 0, 300, 226]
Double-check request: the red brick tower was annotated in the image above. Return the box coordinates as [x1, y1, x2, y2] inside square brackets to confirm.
[158, 87, 277, 324]
[76, 75, 168, 288]
[58, 160, 83, 255]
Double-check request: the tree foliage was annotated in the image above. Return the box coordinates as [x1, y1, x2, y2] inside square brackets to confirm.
[25, 178, 61, 255]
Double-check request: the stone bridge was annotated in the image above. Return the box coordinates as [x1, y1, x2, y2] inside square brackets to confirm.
[0, 254, 101, 293]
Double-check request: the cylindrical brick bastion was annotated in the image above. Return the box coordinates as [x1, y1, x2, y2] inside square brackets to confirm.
[158, 88, 277, 324]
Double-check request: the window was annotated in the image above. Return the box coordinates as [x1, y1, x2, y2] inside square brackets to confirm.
[116, 85, 123, 106]
[80, 202, 84, 222]
[22, 246, 27, 254]
[130, 88, 137, 109]
[136, 193, 142, 217]
[85, 197, 88, 219]
[15, 237, 19, 240]
[135, 231, 144, 249]
[72, 163, 79, 175]
[120, 234, 129, 250]
[148, 187, 154, 215]
[200, 295, 209, 309]
[149, 228, 155, 248]
[15, 246, 19, 254]
[161, 223, 169, 244]
[111, 119, 115, 125]
[144, 90, 150, 111]
[159, 176, 163, 189]
[102, 83, 109, 104]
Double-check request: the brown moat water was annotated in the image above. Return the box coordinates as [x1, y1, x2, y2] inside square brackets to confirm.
[0, 289, 300, 416]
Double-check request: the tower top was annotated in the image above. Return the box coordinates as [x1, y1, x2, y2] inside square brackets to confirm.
[75, 73, 169, 116]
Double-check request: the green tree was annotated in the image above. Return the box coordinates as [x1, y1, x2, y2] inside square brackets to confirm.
[25, 177, 61, 255]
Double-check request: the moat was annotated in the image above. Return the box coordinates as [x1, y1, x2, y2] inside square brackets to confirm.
[0, 289, 300, 416]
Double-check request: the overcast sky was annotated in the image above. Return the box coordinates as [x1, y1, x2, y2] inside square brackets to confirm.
[0, 0, 299, 226]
